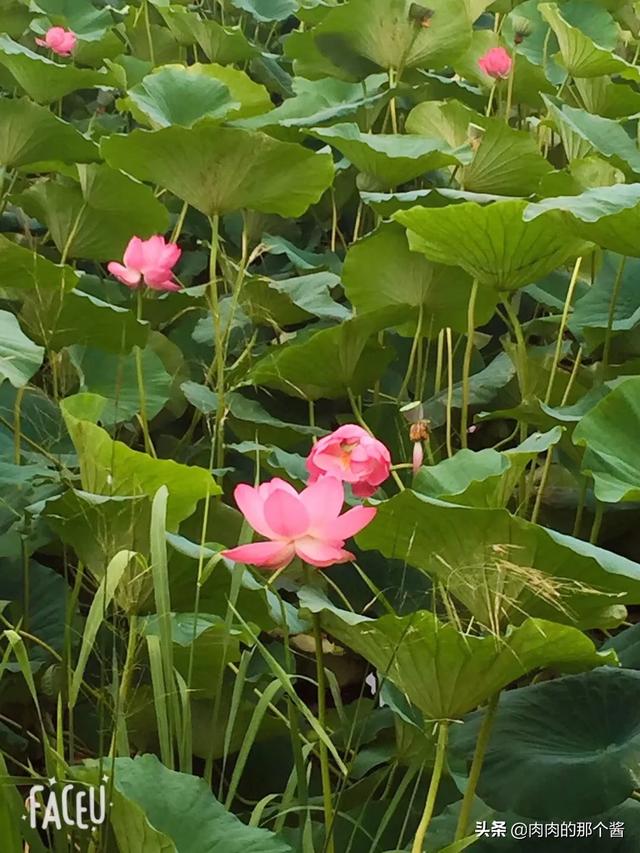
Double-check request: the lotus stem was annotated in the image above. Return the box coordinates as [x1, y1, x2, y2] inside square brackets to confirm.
[600, 254, 627, 382]
[411, 721, 449, 853]
[309, 580, 335, 853]
[445, 327, 454, 458]
[545, 256, 583, 405]
[454, 693, 500, 841]
[135, 290, 156, 458]
[461, 281, 479, 448]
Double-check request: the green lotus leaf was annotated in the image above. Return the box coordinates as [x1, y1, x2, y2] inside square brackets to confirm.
[313, 0, 472, 75]
[20, 287, 149, 353]
[0, 310, 44, 387]
[236, 74, 387, 133]
[40, 489, 152, 578]
[122, 63, 271, 128]
[449, 668, 640, 819]
[360, 187, 507, 215]
[31, 0, 113, 39]
[101, 124, 334, 217]
[407, 101, 550, 196]
[242, 271, 349, 324]
[307, 122, 471, 187]
[525, 182, 640, 224]
[568, 253, 640, 351]
[342, 222, 497, 335]
[17, 164, 169, 262]
[540, 2, 639, 80]
[95, 754, 293, 853]
[414, 428, 563, 508]
[543, 96, 640, 178]
[61, 394, 220, 528]
[356, 490, 640, 629]
[0, 96, 98, 168]
[394, 200, 586, 292]
[0, 35, 112, 104]
[229, 0, 298, 22]
[0, 558, 73, 669]
[573, 376, 640, 502]
[531, 188, 640, 259]
[0, 235, 78, 293]
[71, 344, 172, 425]
[122, 66, 239, 128]
[164, 13, 258, 64]
[299, 586, 616, 720]
[249, 306, 410, 400]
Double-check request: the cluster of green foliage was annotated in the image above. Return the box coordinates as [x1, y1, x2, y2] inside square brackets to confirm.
[5, 0, 640, 850]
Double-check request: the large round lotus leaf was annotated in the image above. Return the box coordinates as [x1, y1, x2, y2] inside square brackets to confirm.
[543, 96, 640, 178]
[407, 102, 551, 196]
[525, 183, 640, 257]
[307, 122, 471, 186]
[18, 164, 169, 262]
[101, 124, 334, 217]
[122, 66, 238, 128]
[0, 235, 78, 293]
[540, 2, 640, 81]
[342, 222, 496, 335]
[573, 376, 640, 502]
[0, 97, 98, 168]
[121, 63, 271, 128]
[0, 310, 44, 387]
[313, 0, 472, 75]
[238, 75, 387, 134]
[249, 306, 410, 400]
[449, 668, 640, 819]
[356, 490, 640, 629]
[20, 288, 149, 354]
[31, 0, 113, 39]
[229, 0, 298, 22]
[568, 253, 640, 351]
[0, 35, 111, 104]
[60, 395, 220, 529]
[87, 754, 293, 853]
[394, 200, 586, 292]
[414, 428, 562, 509]
[299, 587, 615, 720]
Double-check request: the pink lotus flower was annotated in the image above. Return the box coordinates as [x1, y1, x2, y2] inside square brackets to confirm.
[108, 235, 181, 292]
[478, 47, 512, 79]
[35, 27, 77, 56]
[307, 424, 391, 498]
[222, 476, 376, 570]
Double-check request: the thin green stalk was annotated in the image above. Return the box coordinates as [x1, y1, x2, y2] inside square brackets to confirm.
[445, 327, 454, 458]
[590, 501, 604, 544]
[454, 693, 500, 841]
[110, 614, 138, 756]
[600, 254, 627, 381]
[502, 296, 529, 403]
[208, 214, 226, 470]
[311, 606, 335, 853]
[572, 476, 588, 537]
[388, 67, 398, 134]
[135, 291, 155, 457]
[143, 0, 156, 65]
[460, 281, 478, 448]
[544, 256, 582, 405]
[410, 722, 449, 853]
[13, 385, 24, 465]
[398, 304, 424, 400]
[530, 447, 553, 525]
[505, 51, 516, 124]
